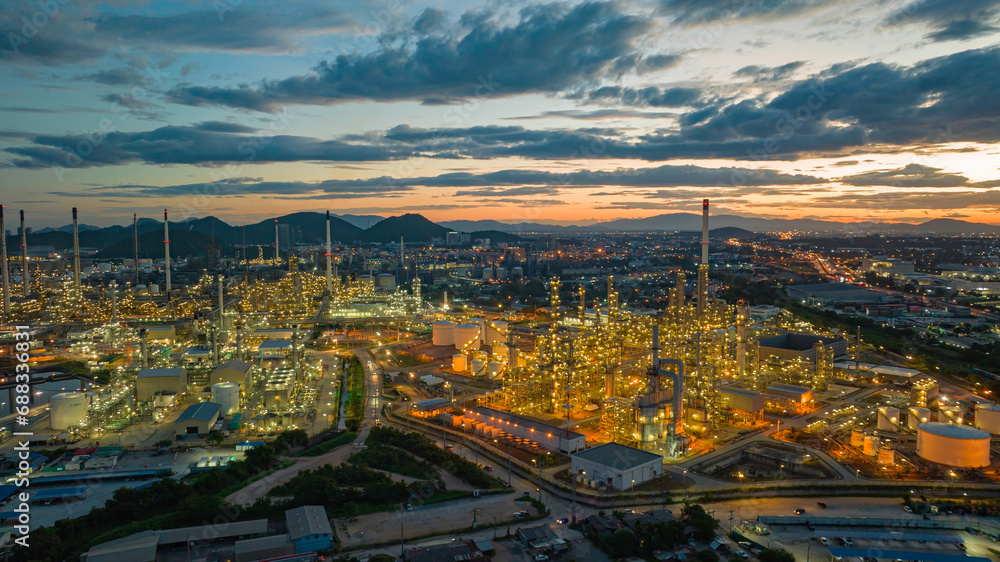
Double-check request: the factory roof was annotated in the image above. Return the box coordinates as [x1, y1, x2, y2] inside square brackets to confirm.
[32, 486, 89, 500]
[285, 505, 332, 541]
[918, 422, 990, 439]
[212, 359, 252, 374]
[0, 485, 17, 503]
[766, 383, 812, 394]
[788, 282, 871, 294]
[719, 386, 759, 398]
[235, 534, 292, 555]
[137, 367, 184, 378]
[258, 339, 292, 349]
[413, 397, 451, 410]
[572, 442, 663, 469]
[827, 547, 990, 562]
[175, 401, 222, 423]
[154, 519, 268, 544]
[470, 406, 585, 441]
[81, 532, 159, 562]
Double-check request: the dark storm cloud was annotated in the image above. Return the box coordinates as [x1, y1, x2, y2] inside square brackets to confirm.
[812, 189, 1000, 210]
[658, 0, 837, 24]
[887, 0, 1000, 42]
[50, 177, 414, 199]
[583, 85, 702, 107]
[838, 164, 1000, 188]
[166, 2, 658, 111]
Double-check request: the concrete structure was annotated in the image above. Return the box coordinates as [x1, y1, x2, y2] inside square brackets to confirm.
[285, 505, 332, 553]
[174, 401, 222, 437]
[463, 406, 585, 453]
[211, 383, 240, 417]
[719, 387, 764, 413]
[432, 320, 456, 346]
[758, 333, 848, 363]
[136, 368, 186, 402]
[571, 442, 663, 490]
[256, 340, 292, 356]
[786, 282, 888, 304]
[210, 360, 253, 388]
[50, 392, 88, 431]
[916, 422, 990, 468]
[974, 404, 1000, 435]
[862, 256, 915, 277]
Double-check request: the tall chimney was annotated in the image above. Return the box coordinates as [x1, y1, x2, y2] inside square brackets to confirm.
[19, 210, 28, 297]
[0, 206, 9, 320]
[217, 274, 224, 330]
[163, 209, 171, 294]
[274, 219, 279, 263]
[133, 213, 139, 287]
[325, 211, 332, 295]
[696, 199, 709, 324]
[72, 207, 81, 288]
[139, 328, 148, 369]
[110, 280, 117, 322]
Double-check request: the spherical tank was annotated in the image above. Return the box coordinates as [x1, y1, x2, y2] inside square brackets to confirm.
[50, 392, 88, 431]
[432, 321, 456, 346]
[452, 354, 468, 372]
[211, 382, 240, 417]
[454, 324, 481, 350]
[974, 404, 1000, 435]
[908, 407, 931, 430]
[916, 422, 990, 468]
[862, 434, 880, 456]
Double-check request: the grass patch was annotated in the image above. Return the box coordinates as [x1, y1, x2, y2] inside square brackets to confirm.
[302, 431, 357, 456]
[349, 445, 438, 480]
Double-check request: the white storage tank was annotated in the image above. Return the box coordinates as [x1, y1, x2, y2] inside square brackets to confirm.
[938, 405, 964, 423]
[495, 267, 506, 280]
[908, 407, 931, 429]
[862, 434, 880, 456]
[878, 445, 896, 466]
[974, 404, 1000, 435]
[916, 422, 990, 467]
[432, 320, 456, 346]
[96, 262, 112, 273]
[482, 268, 493, 280]
[511, 267, 524, 278]
[149, 283, 160, 295]
[454, 324, 481, 350]
[153, 392, 177, 408]
[488, 361, 504, 379]
[50, 392, 88, 431]
[453, 354, 468, 372]
[471, 359, 486, 377]
[376, 273, 396, 289]
[877, 406, 900, 431]
[211, 382, 240, 416]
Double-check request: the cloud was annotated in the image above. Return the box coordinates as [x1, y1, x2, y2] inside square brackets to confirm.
[76, 67, 146, 86]
[659, 0, 837, 24]
[166, 2, 659, 110]
[733, 61, 805, 82]
[812, 189, 1000, 210]
[582, 85, 702, 107]
[839, 164, 1000, 188]
[51, 177, 414, 199]
[886, 0, 1000, 42]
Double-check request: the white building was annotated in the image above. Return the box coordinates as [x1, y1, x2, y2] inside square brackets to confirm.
[571, 442, 663, 490]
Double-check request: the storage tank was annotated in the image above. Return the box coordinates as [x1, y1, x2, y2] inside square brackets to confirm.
[938, 405, 964, 423]
[471, 359, 486, 377]
[908, 407, 931, 430]
[432, 320, 456, 346]
[877, 406, 900, 431]
[149, 283, 160, 295]
[211, 382, 240, 416]
[916, 422, 991, 467]
[863, 434, 880, 456]
[452, 354, 468, 372]
[511, 267, 524, 278]
[850, 429, 864, 448]
[495, 267, 506, 280]
[153, 392, 177, 408]
[482, 268, 493, 280]
[50, 392, 88, 430]
[454, 324, 480, 350]
[878, 444, 896, 466]
[487, 321, 508, 345]
[96, 262, 112, 273]
[488, 361, 504, 380]
[375, 273, 396, 289]
[974, 404, 1000, 435]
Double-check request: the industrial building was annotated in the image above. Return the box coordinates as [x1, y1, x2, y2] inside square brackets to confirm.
[460, 407, 585, 453]
[285, 505, 333, 553]
[136, 368, 187, 402]
[174, 401, 222, 438]
[718, 387, 765, 415]
[210, 360, 253, 388]
[758, 333, 848, 363]
[571, 442, 663, 490]
[81, 519, 268, 562]
[786, 283, 888, 304]
[916, 422, 991, 468]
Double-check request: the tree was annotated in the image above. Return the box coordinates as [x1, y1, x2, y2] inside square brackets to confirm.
[758, 548, 796, 562]
[346, 417, 361, 431]
[690, 550, 719, 562]
[606, 528, 638, 558]
[155, 439, 173, 448]
[681, 503, 720, 542]
[206, 431, 224, 446]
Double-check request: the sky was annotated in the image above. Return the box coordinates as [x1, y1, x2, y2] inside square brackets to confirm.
[1, 0, 999, 228]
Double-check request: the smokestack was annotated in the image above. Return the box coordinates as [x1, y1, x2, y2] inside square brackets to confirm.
[133, 213, 139, 287]
[139, 328, 148, 369]
[72, 207, 81, 289]
[696, 199, 709, 324]
[217, 274, 224, 330]
[1, 206, 9, 320]
[325, 211, 332, 295]
[400, 235, 404, 283]
[163, 209, 171, 294]
[19, 210, 28, 297]
[701, 198, 709, 266]
[652, 325, 660, 368]
[110, 280, 117, 322]
[274, 219, 279, 263]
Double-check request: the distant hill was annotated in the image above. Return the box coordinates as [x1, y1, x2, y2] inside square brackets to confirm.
[35, 224, 101, 234]
[96, 229, 225, 259]
[360, 213, 448, 243]
[710, 226, 757, 239]
[471, 230, 522, 244]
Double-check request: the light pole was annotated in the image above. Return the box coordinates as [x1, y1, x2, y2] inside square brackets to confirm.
[533, 458, 542, 504]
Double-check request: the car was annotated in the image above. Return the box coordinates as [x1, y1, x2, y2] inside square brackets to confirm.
[534, 555, 549, 561]
[820, 537, 829, 546]
[794, 508, 806, 515]
[956, 543, 966, 551]
[903, 505, 912, 513]
[965, 527, 979, 535]
[446, 445, 454, 451]
[817, 502, 827, 509]
[844, 540, 854, 547]
[622, 509, 633, 514]
[738, 541, 752, 549]
[556, 518, 568, 524]
[989, 534, 1000, 542]
[734, 551, 749, 559]
[405, 503, 412, 511]
[484, 466, 494, 472]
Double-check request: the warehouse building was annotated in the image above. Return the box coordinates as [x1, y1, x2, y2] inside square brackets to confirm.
[285, 505, 333, 553]
[571, 442, 663, 490]
[758, 333, 848, 363]
[174, 401, 222, 438]
[461, 406, 585, 453]
[786, 282, 888, 305]
[719, 387, 765, 414]
[211, 360, 253, 388]
[136, 368, 187, 402]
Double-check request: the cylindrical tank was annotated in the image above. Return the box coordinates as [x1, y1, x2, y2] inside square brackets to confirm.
[50, 392, 88, 431]
[938, 405, 964, 423]
[153, 392, 177, 408]
[916, 422, 991, 467]
[482, 268, 493, 280]
[432, 320, 456, 346]
[96, 263, 112, 273]
[149, 283, 160, 294]
[495, 267, 506, 280]
[863, 434, 880, 456]
[908, 407, 931, 429]
[850, 429, 864, 448]
[471, 359, 486, 377]
[488, 361, 504, 379]
[974, 404, 1000, 435]
[376, 273, 396, 289]
[454, 324, 480, 350]
[878, 406, 900, 431]
[511, 267, 524, 277]
[211, 382, 240, 416]
[452, 354, 468, 372]
[487, 321, 508, 345]
[878, 445, 896, 466]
